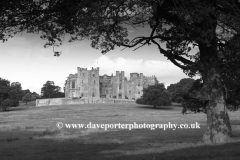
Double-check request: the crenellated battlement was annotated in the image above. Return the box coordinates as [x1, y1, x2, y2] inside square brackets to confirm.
[91, 67, 99, 71]
[69, 73, 78, 78]
[143, 75, 156, 79]
[77, 67, 88, 71]
[77, 67, 100, 77]
[130, 73, 139, 77]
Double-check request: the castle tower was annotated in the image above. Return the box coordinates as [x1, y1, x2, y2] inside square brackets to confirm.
[116, 71, 119, 99]
[89, 67, 100, 98]
[78, 67, 88, 98]
[66, 73, 78, 98]
[120, 71, 125, 99]
[65, 78, 70, 98]
[77, 67, 100, 98]
[131, 73, 139, 100]
[140, 73, 143, 86]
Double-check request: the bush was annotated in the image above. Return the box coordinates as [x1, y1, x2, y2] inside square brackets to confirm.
[137, 88, 172, 108]
[157, 91, 172, 106]
[11, 99, 19, 107]
[136, 98, 145, 104]
[148, 90, 172, 107]
[1, 99, 12, 111]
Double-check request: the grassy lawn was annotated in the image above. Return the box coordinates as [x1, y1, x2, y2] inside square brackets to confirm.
[0, 101, 239, 160]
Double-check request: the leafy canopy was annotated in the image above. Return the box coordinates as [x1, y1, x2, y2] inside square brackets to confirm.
[167, 78, 195, 103]
[0, 77, 20, 107]
[1, 0, 240, 109]
[41, 81, 64, 98]
[22, 93, 31, 104]
[1, 1, 240, 61]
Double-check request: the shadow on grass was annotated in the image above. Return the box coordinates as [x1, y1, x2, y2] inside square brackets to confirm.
[109, 141, 240, 160]
[5, 106, 37, 112]
[0, 101, 36, 113]
[1, 135, 240, 160]
[136, 105, 174, 110]
[0, 127, 239, 160]
[231, 120, 240, 125]
[171, 103, 182, 107]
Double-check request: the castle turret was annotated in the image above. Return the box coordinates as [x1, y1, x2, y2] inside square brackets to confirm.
[121, 71, 125, 99]
[65, 78, 70, 98]
[140, 73, 143, 86]
[90, 67, 100, 98]
[116, 71, 119, 99]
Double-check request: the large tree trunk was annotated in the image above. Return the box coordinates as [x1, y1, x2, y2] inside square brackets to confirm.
[202, 88, 232, 144]
[199, 43, 232, 144]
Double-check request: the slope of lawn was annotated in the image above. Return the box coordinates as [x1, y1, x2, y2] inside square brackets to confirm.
[0, 101, 239, 160]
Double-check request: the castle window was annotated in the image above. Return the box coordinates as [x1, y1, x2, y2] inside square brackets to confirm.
[138, 84, 140, 86]
[119, 84, 122, 89]
[119, 94, 122, 98]
[93, 74, 95, 77]
[72, 81, 75, 89]
[81, 93, 84, 97]
[92, 93, 95, 97]
[138, 92, 140, 94]
[83, 73, 85, 76]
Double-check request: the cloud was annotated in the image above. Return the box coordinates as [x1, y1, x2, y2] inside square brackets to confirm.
[88, 55, 190, 86]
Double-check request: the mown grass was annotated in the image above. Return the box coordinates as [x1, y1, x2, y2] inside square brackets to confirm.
[0, 101, 239, 160]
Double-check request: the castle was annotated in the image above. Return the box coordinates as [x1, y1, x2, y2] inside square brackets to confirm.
[65, 67, 158, 100]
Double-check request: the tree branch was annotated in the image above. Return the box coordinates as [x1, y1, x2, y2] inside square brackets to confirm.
[151, 39, 197, 70]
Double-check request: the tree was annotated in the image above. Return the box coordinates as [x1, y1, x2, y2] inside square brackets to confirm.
[1, 0, 240, 143]
[182, 43, 240, 114]
[147, 90, 172, 108]
[8, 90, 19, 107]
[136, 83, 172, 108]
[139, 83, 166, 104]
[0, 77, 10, 105]
[54, 91, 65, 98]
[0, 78, 19, 107]
[22, 93, 31, 104]
[167, 78, 195, 103]
[41, 81, 64, 98]
[182, 79, 208, 114]
[10, 82, 22, 101]
[20, 89, 31, 100]
[31, 92, 41, 101]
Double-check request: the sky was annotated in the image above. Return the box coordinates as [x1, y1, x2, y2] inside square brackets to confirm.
[0, 28, 192, 94]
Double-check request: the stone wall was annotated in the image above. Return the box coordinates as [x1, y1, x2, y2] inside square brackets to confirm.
[36, 98, 135, 107]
